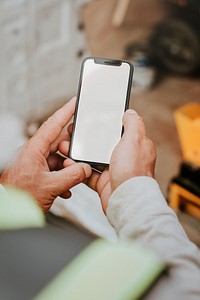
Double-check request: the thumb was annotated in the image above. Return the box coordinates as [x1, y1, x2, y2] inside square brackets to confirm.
[49, 163, 92, 194]
[122, 109, 146, 140]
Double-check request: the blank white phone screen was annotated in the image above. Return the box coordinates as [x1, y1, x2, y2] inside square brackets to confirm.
[71, 58, 131, 164]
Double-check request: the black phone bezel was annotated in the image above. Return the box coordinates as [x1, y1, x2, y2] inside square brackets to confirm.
[68, 56, 134, 167]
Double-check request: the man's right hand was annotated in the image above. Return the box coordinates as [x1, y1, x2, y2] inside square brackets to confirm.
[61, 109, 156, 213]
[109, 109, 156, 192]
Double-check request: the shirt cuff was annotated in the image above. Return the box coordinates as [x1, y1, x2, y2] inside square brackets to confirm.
[106, 176, 173, 234]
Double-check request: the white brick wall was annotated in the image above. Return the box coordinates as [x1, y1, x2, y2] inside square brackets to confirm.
[0, 0, 90, 119]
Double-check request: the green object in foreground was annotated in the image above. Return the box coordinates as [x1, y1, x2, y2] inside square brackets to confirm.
[35, 239, 166, 300]
[0, 186, 45, 230]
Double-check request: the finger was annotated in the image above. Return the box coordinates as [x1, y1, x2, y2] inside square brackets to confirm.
[86, 168, 109, 192]
[30, 97, 76, 157]
[122, 109, 146, 140]
[63, 157, 75, 168]
[50, 129, 71, 153]
[67, 123, 73, 136]
[49, 162, 92, 193]
[85, 170, 100, 191]
[60, 190, 72, 199]
[47, 153, 65, 171]
[58, 140, 70, 157]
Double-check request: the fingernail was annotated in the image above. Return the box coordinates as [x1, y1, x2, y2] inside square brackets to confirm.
[126, 109, 138, 115]
[83, 163, 92, 177]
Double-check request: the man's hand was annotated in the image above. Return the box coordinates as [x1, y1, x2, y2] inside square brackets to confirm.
[84, 109, 156, 213]
[109, 109, 156, 191]
[0, 98, 92, 213]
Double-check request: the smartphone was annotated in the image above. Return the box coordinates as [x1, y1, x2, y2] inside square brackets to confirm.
[69, 57, 133, 166]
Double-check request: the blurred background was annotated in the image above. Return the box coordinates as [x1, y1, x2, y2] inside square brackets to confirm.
[0, 0, 199, 245]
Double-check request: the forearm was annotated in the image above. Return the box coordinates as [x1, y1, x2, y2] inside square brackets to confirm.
[107, 177, 200, 299]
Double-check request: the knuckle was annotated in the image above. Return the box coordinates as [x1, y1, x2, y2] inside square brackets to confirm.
[71, 167, 85, 183]
[132, 115, 143, 125]
[149, 139, 156, 150]
[137, 115, 143, 122]
[146, 138, 156, 158]
[47, 112, 65, 130]
[133, 132, 141, 143]
[47, 114, 57, 125]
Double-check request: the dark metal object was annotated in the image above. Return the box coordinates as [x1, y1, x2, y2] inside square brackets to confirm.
[149, 0, 200, 76]
[171, 162, 200, 197]
[123, 0, 200, 88]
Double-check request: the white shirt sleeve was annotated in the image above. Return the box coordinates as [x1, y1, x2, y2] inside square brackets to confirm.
[107, 176, 200, 300]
